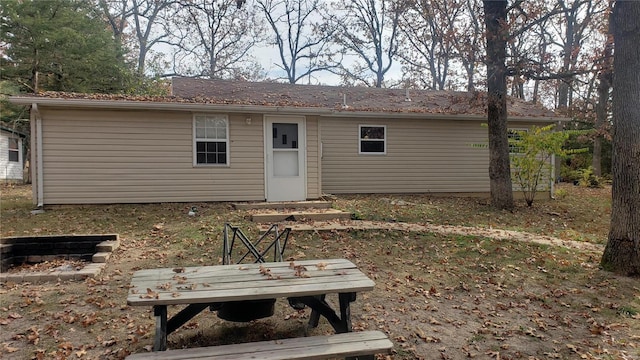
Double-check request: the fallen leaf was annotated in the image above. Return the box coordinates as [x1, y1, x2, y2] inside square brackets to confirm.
[140, 288, 159, 299]
[259, 265, 271, 275]
[173, 275, 188, 284]
[102, 339, 117, 347]
[156, 282, 172, 290]
[26, 327, 39, 345]
[3, 344, 19, 353]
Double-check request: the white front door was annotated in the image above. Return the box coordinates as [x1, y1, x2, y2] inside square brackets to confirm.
[265, 116, 306, 201]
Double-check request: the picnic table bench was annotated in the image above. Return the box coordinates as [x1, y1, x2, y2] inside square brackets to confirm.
[125, 330, 392, 360]
[126, 258, 392, 359]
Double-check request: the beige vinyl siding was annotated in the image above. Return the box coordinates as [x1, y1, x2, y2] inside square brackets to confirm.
[39, 109, 264, 204]
[305, 116, 321, 198]
[0, 131, 23, 181]
[321, 117, 492, 194]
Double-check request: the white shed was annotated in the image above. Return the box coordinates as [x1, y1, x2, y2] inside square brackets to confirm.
[0, 126, 26, 182]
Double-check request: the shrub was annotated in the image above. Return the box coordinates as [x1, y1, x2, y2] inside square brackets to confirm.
[576, 167, 604, 188]
[509, 125, 588, 206]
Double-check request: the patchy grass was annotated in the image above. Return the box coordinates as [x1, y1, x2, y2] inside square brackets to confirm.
[0, 183, 638, 360]
[334, 183, 612, 244]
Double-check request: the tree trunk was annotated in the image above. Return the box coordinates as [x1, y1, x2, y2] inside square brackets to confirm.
[601, 1, 640, 276]
[483, 0, 513, 210]
[592, 26, 613, 177]
[32, 48, 39, 92]
[592, 135, 602, 176]
[592, 68, 611, 177]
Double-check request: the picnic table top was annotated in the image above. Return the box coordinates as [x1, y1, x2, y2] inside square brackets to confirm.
[127, 258, 375, 306]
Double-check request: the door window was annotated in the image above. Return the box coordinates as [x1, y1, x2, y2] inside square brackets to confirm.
[273, 123, 298, 149]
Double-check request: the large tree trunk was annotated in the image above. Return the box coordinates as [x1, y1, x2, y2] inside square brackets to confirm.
[592, 26, 613, 177]
[601, 1, 640, 276]
[593, 68, 611, 177]
[483, 0, 513, 210]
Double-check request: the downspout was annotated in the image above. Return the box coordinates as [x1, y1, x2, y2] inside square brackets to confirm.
[32, 103, 44, 208]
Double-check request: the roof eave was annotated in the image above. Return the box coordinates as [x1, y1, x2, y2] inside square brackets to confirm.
[9, 96, 567, 122]
[0, 126, 28, 137]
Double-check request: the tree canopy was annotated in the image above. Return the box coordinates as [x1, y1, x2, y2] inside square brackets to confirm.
[0, 0, 130, 93]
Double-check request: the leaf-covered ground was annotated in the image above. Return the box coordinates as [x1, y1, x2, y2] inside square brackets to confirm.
[0, 184, 638, 360]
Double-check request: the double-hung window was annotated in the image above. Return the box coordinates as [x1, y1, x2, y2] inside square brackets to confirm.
[194, 114, 229, 165]
[359, 125, 386, 154]
[507, 129, 526, 154]
[8, 138, 19, 162]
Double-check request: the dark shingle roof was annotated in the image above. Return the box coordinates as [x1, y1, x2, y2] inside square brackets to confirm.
[171, 78, 558, 118]
[15, 78, 559, 119]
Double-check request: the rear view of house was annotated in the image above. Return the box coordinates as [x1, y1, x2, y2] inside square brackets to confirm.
[0, 126, 26, 182]
[10, 79, 564, 205]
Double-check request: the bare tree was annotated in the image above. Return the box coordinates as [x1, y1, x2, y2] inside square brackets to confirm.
[97, 0, 131, 47]
[453, 0, 485, 92]
[601, 0, 640, 276]
[399, 0, 484, 92]
[96, 0, 178, 75]
[255, 0, 337, 84]
[130, 0, 178, 75]
[168, 0, 265, 79]
[553, 0, 599, 110]
[503, 1, 608, 105]
[398, 0, 463, 90]
[330, 0, 403, 88]
[589, 3, 613, 177]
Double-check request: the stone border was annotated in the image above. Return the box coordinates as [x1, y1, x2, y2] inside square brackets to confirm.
[0, 235, 120, 283]
[260, 220, 603, 253]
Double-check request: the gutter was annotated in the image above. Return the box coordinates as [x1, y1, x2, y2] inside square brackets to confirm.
[32, 103, 44, 208]
[9, 96, 570, 123]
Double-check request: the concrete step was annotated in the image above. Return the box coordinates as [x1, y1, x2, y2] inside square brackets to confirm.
[251, 209, 352, 223]
[233, 201, 332, 210]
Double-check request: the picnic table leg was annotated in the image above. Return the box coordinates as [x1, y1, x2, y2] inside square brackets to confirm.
[340, 294, 373, 360]
[308, 294, 325, 328]
[296, 295, 346, 333]
[167, 303, 210, 334]
[297, 292, 358, 334]
[153, 305, 167, 351]
[338, 292, 355, 333]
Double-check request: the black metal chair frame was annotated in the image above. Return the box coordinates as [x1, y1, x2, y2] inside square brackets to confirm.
[222, 223, 290, 265]
[214, 223, 295, 322]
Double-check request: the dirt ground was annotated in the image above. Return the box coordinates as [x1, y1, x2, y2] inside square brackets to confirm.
[0, 184, 638, 360]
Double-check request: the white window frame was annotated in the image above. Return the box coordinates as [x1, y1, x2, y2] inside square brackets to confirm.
[193, 114, 230, 167]
[8, 138, 20, 162]
[358, 124, 387, 155]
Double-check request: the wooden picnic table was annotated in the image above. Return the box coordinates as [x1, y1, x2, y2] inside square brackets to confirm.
[126, 258, 376, 352]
